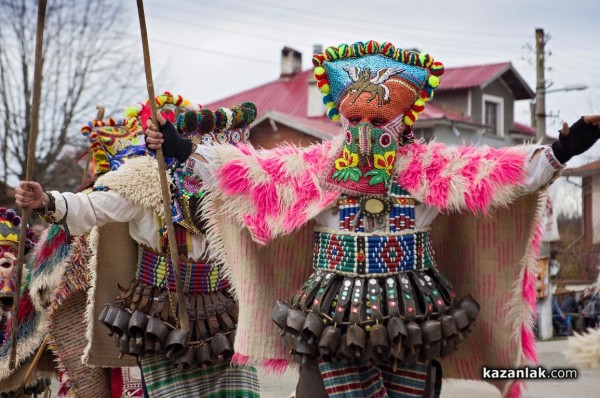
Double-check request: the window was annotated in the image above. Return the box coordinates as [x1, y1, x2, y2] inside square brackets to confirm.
[485, 101, 498, 135]
[482, 94, 504, 138]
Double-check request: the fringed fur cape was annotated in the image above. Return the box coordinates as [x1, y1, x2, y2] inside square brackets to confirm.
[200, 137, 546, 398]
[0, 226, 87, 393]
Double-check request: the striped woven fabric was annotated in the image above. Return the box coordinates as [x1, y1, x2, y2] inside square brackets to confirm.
[137, 247, 228, 293]
[317, 360, 428, 398]
[141, 354, 259, 398]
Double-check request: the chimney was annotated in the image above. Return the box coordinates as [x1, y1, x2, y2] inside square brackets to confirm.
[307, 44, 326, 117]
[280, 47, 302, 79]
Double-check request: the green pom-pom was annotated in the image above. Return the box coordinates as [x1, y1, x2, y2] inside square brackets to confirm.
[352, 41, 366, 57]
[324, 46, 339, 61]
[338, 44, 350, 58]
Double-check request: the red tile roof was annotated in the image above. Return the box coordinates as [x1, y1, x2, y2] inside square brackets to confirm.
[436, 62, 511, 91]
[206, 70, 314, 119]
[204, 62, 533, 135]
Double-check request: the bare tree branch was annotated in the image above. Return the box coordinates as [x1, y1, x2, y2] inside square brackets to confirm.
[0, 0, 145, 193]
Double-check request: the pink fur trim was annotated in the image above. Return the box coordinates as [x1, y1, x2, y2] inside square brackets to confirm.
[397, 142, 528, 213]
[506, 381, 522, 398]
[217, 160, 252, 196]
[262, 358, 290, 375]
[230, 353, 289, 374]
[231, 352, 252, 366]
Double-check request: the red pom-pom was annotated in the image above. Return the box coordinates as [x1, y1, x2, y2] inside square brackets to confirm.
[411, 104, 425, 113]
[312, 54, 325, 67]
[317, 79, 329, 89]
[431, 61, 445, 76]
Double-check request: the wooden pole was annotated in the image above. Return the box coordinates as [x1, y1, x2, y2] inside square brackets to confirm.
[14, 334, 50, 396]
[135, 0, 189, 332]
[9, 0, 47, 370]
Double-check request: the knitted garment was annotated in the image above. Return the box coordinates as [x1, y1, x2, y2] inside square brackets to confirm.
[200, 139, 545, 398]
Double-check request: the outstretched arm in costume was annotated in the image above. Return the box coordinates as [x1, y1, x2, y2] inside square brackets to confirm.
[15, 181, 145, 236]
[395, 115, 600, 214]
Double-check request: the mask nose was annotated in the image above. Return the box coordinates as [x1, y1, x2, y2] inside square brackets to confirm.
[358, 124, 372, 157]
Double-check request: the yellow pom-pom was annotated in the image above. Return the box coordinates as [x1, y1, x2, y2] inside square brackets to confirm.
[319, 83, 330, 94]
[314, 66, 326, 79]
[125, 106, 138, 117]
[414, 99, 425, 107]
[331, 114, 340, 122]
[325, 101, 335, 108]
[404, 112, 415, 126]
[428, 75, 440, 88]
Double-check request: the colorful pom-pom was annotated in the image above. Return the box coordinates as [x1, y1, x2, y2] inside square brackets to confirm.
[327, 108, 340, 120]
[393, 48, 403, 62]
[314, 66, 326, 80]
[404, 111, 416, 126]
[312, 54, 325, 67]
[125, 106, 138, 117]
[352, 42, 366, 57]
[317, 80, 330, 94]
[419, 53, 433, 68]
[365, 40, 380, 54]
[338, 44, 350, 58]
[322, 94, 335, 108]
[324, 46, 339, 61]
[379, 42, 395, 57]
[431, 61, 445, 77]
[428, 75, 440, 88]
[411, 103, 425, 113]
[331, 114, 340, 122]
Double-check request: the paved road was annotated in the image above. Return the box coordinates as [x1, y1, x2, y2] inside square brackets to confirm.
[259, 339, 598, 398]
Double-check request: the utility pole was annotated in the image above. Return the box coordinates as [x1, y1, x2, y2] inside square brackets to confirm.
[535, 28, 547, 143]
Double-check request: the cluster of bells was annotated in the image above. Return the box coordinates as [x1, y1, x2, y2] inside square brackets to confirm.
[98, 304, 235, 370]
[273, 295, 480, 365]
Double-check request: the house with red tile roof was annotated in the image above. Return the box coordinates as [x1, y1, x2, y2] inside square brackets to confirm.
[205, 47, 536, 149]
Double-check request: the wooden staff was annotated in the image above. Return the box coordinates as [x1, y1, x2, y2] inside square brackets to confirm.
[135, 0, 189, 332]
[9, 0, 47, 370]
[14, 334, 50, 396]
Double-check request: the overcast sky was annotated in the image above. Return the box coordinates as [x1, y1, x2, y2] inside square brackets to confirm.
[122, 0, 599, 140]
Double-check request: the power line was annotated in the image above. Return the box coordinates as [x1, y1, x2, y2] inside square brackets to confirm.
[151, 0, 526, 52]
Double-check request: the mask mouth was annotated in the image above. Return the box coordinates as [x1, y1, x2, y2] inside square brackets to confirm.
[0, 255, 15, 269]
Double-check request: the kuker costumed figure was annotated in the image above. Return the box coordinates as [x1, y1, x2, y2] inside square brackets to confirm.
[16, 94, 261, 398]
[146, 40, 600, 398]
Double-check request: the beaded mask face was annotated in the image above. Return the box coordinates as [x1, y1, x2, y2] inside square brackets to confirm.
[0, 208, 35, 299]
[82, 118, 144, 176]
[315, 40, 444, 195]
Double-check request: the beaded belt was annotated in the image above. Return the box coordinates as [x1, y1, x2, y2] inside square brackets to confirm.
[136, 247, 228, 294]
[312, 229, 435, 275]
